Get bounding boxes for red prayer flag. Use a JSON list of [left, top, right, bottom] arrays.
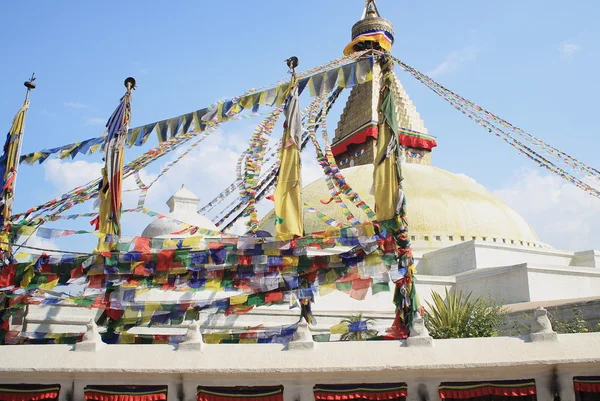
[[265, 291, 283, 303], [156, 250, 175, 271]]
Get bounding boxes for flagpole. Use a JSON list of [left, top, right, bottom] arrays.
[[0, 74, 36, 262], [95, 77, 135, 253], [11, 74, 37, 219]]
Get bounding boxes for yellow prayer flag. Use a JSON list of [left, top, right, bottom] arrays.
[[204, 332, 229, 344], [319, 283, 335, 296], [364, 251, 382, 266], [123, 308, 139, 325], [274, 81, 303, 239], [324, 270, 338, 285], [182, 237, 202, 247], [282, 255, 299, 267], [161, 239, 178, 249], [141, 303, 162, 324], [20, 265, 35, 288], [230, 295, 248, 306], [18, 226, 36, 236], [329, 323, 350, 335], [205, 278, 222, 292], [118, 332, 136, 344], [38, 278, 59, 291], [363, 223, 376, 238], [373, 63, 400, 222]]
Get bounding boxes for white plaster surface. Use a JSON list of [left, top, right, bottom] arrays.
[[0, 334, 599, 401]]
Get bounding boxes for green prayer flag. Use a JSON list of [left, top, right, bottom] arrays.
[[371, 282, 390, 295], [174, 249, 190, 264], [225, 253, 238, 265], [247, 293, 266, 306], [74, 297, 95, 307], [336, 281, 352, 292], [313, 334, 331, 342]]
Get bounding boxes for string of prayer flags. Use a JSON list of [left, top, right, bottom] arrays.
[[18, 56, 374, 166], [392, 55, 600, 199]]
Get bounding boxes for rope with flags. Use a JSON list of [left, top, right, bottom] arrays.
[[392, 55, 600, 199]]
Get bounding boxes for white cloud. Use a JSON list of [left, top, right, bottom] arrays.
[[15, 235, 59, 256], [44, 158, 103, 193], [85, 117, 106, 126], [427, 45, 478, 77], [64, 101, 88, 109], [494, 167, 600, 251], [560, 42, 583, 56]]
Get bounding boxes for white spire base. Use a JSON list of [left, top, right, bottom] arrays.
[[530, 307, 558, 342], [177, 321, 203, 351], [407, 312, 433, 347], [74, 320, 105, 352], [288, 318, 315, 350]]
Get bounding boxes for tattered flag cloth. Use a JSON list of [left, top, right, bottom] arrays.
[[574, 377, 600, 393], [274, 77, 303, 240], [197, 386, 284, 401], [84, 386, 167, 401], [372, 57, 420, 336], [0, 384, 60, 401], [373, 59, 401, 222], [438, 380, 537, 399], [313, 383, 407, 401], [96, 87, 133, 252], [0, 99, 30, 256]]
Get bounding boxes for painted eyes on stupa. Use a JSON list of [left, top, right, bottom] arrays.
[[354, 149, 365, 157], [408, 151, 423, 159]]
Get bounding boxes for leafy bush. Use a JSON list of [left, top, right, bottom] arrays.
[[550, 308, 590, 333], [424, 288, 507, 339], [508, 308, 599, 335]]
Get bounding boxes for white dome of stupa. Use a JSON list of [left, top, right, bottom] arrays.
[[141, 185, 218, 238]]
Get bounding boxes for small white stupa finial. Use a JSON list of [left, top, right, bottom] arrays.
[[74, 319, 105, 352], [530, 307, 558, 342], [288, 317, 315, 350], [167, 185, 201, 213], [407, 311, 433, 347], [177, 320, 203, 351]]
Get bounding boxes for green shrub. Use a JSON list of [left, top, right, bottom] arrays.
[[424, 288, 507, 339]]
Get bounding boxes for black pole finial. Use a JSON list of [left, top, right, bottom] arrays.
[[23, 73, 36, 102], [24, 73, 36, 90], [285, 57, 299, 76], [124, 77, 136, 90]]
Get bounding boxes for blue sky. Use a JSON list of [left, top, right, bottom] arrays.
[[0, 1, 599, 251]]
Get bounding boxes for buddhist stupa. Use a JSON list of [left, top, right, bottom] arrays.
[[259, 2, 544, 253]]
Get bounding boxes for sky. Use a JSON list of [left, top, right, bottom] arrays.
[[0, 0, 599, 252]]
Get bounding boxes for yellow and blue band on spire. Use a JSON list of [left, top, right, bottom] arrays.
[[344, 29, 394, 56]]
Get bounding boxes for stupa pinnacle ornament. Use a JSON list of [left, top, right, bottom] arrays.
[[344, 0, 395, 55], [333, 1, 436, 169]]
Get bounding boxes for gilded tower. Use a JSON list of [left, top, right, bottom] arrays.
[[332, 0, 437, 168]]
